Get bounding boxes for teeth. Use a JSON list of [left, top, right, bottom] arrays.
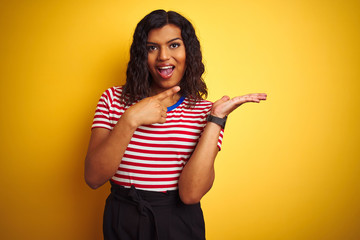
[[158, 66, 173, 69]]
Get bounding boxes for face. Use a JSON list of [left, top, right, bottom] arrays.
[[146, 24, 186, 95]]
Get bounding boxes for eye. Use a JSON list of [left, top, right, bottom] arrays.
[[170, 42, 180, 49], [147, 45, 158, 52]]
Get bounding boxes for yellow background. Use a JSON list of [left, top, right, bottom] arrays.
[[1, 0, 359, 239]]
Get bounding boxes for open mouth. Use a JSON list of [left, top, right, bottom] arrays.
[[157, 66, 175, 79]]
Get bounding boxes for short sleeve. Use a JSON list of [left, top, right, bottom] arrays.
[[91, 89, 112, 130]]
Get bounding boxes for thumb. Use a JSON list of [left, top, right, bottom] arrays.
[[220, 95, 230, 102], [214, 95, 230, 105], [155, 86, 181, 101]]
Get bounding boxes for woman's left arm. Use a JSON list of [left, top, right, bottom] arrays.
[[178, 93, 267, 204]]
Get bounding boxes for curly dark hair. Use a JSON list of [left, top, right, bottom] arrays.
[[121, 9, 207, 105]]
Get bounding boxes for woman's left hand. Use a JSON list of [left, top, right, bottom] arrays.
[[211, 93, 267, 118]]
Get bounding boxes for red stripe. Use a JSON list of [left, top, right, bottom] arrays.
[[118, 167, 182, 175], [95, 102, 108, 108], [130, 140, 195, 149], [165, 119, 207, 124], [131, 134, 197, 143], [121, 160, 184, 168], [95, 109, 109, 115], [109, 108, 126, 114], [125, 147, 191, 155], [92, 120, 111, 125], [97, 99, 109, 108], [168, 108, 210, 113], [140, 124, 203, 130], [166, 114, 207, 119], [136, 128, 199, 136], [123, 153, 189, 162], [114, 174, 179, 182], [93, 114, 109, 120], [104, 89, 113, 99]]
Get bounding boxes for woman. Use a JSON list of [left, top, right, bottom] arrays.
[[85, 9, 266, 240]]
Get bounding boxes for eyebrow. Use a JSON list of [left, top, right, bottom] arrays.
[[146, 37, 183, 45]]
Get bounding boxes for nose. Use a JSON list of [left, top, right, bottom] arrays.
[[158, 47, 170, 61]]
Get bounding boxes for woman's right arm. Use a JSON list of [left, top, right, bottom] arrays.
[[84, 86, 180, 189], [84, 116, 137, 189]]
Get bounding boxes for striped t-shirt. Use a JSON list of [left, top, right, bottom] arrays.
[[92, 86, 224, 192]]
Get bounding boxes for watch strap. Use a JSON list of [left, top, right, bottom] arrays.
[[207, 114, 227, 129]]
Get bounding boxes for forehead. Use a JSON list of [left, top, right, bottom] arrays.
[[147, 24, 182, 43]]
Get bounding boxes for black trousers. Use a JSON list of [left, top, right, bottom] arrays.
[[103, 182, 205, 240]]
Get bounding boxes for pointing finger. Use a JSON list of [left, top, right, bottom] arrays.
[[155, 86, 181, 101]]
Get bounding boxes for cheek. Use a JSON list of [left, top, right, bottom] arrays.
[[147, 57, 156, 72], [180, 55, 186, 70], [147, 52, 156, 64], [177, 52, 186, 67], [182, 51, 186, 66]]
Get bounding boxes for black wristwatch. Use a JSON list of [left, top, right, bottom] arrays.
[[207, 114, 227, 129]]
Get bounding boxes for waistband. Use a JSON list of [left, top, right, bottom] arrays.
[[110, 181, 180, 206], [109, 181, 181, 240]]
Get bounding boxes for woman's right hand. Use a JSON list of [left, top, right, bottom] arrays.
[[122, 86, 180, 128]]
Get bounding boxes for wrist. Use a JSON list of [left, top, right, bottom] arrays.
[[119, 111, 139, 130], [210, 109, 226, 119], [207, 114, 227, 129]]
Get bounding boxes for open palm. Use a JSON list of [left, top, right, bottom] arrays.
[[211, 93, 267, 118]]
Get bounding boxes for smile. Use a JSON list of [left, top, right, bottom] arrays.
[[157, 66, 175, 79]]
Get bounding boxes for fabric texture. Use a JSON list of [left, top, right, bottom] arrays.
[[103, 182, 205, 240], [92, 86, 224, 192]]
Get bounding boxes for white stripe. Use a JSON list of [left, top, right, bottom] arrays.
[[124, 150, 190, 159], [120, 164, 183, 171], [109, 112, 125, 118], [113, 101, 135, 108], [116, 170, 181, 178], [167, 111, 208, 116], [112, 177, 178, 186], [126, 144, 194, 153], [95, 106, 109, 112], [92, 123, 111, 129], [108, 88, 115, 101], [165, 116, 207, 122], [93, 116, 109, 121], [130, 137, 197, 146], [133, 131, 199, 140], [137, 126, 202, 133], [99, 95, 108, 103], [148, 122, 206, 127], [122, 158, 186, 166], [110, 180, 178, 191]]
